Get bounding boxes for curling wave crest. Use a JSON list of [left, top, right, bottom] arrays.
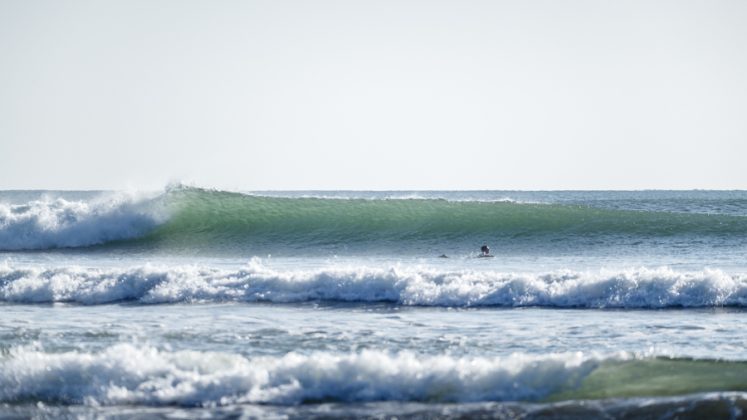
[[1, 262, 746, 307], [3, 186, 747, 252], [0, 192, 167, 251]]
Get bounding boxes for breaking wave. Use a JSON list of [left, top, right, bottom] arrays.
[[0, 346, 601, 405], [0, 191, 167, 251], [2, 186, 746, 252], [1, 345, 746, 406], [1, 262, 746, 308]]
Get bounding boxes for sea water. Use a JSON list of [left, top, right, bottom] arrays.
[[1, 187, 747, 418]]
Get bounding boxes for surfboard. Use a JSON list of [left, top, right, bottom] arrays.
[[477, 254, 494, 258]]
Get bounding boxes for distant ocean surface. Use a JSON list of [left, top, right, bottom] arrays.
[[2, 187, 747, 418]]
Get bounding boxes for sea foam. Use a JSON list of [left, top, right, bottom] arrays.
[[0, 344, 597, 405], [1, 262, 745, 308], [0, 192, 166, 250]]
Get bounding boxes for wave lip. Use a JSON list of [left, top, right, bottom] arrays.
[[159, 188, 747, 243], [0, 192, 167, 251], [1, 262, 746, 308]]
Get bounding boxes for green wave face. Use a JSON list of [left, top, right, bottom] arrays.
[[550, 358, 747, 401], [131, 188, 747, 254]]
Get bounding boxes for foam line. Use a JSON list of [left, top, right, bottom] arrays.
[[1, 262, 745, 307], [0, 344, 598, 405]]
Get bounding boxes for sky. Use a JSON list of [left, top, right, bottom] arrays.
[[1, 0, 745, 190]]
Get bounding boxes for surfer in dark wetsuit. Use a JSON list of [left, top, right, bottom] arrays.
[[481, 244, 490, 256]]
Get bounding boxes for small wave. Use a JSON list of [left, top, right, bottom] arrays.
[[1, 262, 746, 307], [0, 344, 599, 405], [2, 345, 746, 406], [0, 192, 168, 251]]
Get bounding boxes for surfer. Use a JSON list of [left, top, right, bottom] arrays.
[[480, 244, 490, 256]]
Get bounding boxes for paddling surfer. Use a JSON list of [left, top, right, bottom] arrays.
[[480, 244, 490, 256]]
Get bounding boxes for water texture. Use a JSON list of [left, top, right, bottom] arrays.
[[1, 188, 746, 418]]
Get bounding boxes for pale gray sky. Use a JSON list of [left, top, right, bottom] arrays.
[[1, 0, 745, 190]]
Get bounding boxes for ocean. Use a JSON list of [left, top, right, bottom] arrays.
[[2, 186, 747, 418]]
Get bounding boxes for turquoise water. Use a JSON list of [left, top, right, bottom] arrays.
[[1, 188, 747, 418]]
